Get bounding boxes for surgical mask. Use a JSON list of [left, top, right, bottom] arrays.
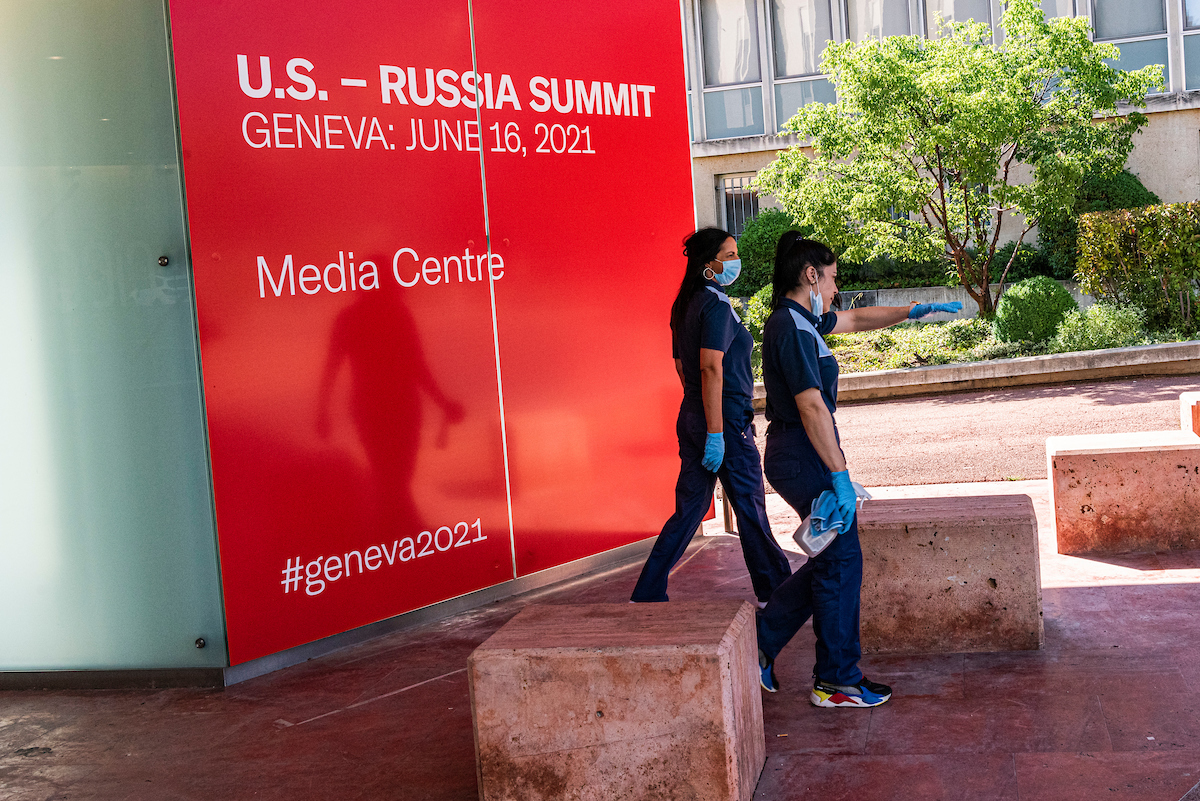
[[714, 258, 741, 286], [809, 290, 824, 319]]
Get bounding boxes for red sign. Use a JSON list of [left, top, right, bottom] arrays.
[[168, 0, 694, 664]]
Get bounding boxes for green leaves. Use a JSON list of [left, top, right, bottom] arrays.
[[754, 0, 1159, 316], [1077, 202, 1200, 335]]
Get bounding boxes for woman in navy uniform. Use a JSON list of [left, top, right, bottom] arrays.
[[631, 228, 792, 605], [756, 234, 960, 707]]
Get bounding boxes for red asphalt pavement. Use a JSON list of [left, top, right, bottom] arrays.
[[753, 375, 1200, 488]]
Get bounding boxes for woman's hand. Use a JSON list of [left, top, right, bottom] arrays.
[[702, 433, 725, 472], [908, 302, 963, 319], [829, 470, 858, 523]]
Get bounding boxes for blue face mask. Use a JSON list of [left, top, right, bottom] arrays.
[[713, 258, 741, 287], [810, 290, 824, 319]]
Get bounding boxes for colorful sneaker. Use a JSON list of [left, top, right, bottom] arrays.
[[810, 676, 891, 708], [759, 650, 779, 693]]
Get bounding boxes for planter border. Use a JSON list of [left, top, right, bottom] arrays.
[[751, 341, 1200, 407]]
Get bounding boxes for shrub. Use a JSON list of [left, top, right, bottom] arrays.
[[744, 285, 772, 379], [1051, 303, 1147, 353], [1038, 169, 1161, 280], [970, 339, 1049, 360], [939, 318, 991, 350], [869, 330, 896, 351], [993, 275, 1078, 343], [729, 209, 807, 297], [1076, 201, 1200, 335]]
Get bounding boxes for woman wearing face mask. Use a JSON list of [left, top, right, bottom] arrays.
[[755, 234, 960, 707], [630, 228, 793, 605]]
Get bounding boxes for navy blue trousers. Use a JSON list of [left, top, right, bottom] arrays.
[[757, 426, 864, 686], [630, 408, 792, 603]]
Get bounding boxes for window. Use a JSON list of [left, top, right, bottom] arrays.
[[847, 0, 912, 40], [1091, 0, 1167, 91], [1185, 0, 1200, 89], [1188, 0, 1200, 26], [1039, 0, 1075, 16], [772, 0, 833, 76], [683, 5, 696, 140], [771, 0, 837, 128], [924, 0, 992, 38], [718, 174, 760, 237], [700, 0, 767, 137]]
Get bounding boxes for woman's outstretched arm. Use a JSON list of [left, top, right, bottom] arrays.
[[829, 304, 915, 334]]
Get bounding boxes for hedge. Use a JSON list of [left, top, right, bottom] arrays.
[[1077, 202, 1200, 335], [1038, 169, 1161, 281]]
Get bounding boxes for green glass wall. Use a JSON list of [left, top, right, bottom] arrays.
[[0, 0, 226, 669]]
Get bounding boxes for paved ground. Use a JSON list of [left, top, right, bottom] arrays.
[[752, 375, 1199, 488], [3, 375, 1199, 800], [4, 479, 1200, 800]]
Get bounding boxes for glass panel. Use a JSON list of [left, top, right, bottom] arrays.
[[683, 12, 693, 90], [1185, 34, 1200, 88], [847, 0, 912, 40], [1092, 0, 1165, 39], [703, 86, 766, 137], [924, 0, 990, 35], [1040, 0, 1074, 17], [700, 0, 763, 85], [0, 1, 226, 668], [1104, 37, 1169, 79], [1187, 0, 1200, 30], [774, 78, 837, 128], [701, 0, 763, 86], [772, 0, 834, 78]]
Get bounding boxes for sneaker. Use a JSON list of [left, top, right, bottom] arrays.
[[758, 650, 779, 693], [810, 676, 891, 708]]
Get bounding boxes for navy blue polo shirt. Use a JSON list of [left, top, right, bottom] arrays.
[[673, 281, 755, 425], [762, 297, 839, 424]]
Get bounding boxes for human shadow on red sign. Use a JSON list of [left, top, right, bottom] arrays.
[[315, 287, 464, 535]]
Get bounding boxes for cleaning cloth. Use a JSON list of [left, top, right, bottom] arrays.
[[792, 482, 871, 558]]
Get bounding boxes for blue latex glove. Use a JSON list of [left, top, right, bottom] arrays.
[[908, 301, 963, 319], [702, 432, 725, 472], [830, 470, 858, 523]]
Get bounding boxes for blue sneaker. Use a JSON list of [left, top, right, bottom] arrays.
[[759, 650, 779, 693], [810, 676, 891, 708]]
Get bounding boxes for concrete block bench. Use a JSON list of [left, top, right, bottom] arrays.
[[856, 495, 1043, 653], [1048, 429, 1200, 555], [1182, 391, 1200, 436], [468, 601, 764, 801]]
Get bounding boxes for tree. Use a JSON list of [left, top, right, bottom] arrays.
[[753, 0, 1162, 317], [728, 209, 807, 296]]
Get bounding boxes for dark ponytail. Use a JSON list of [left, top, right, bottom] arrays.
[[670, 227, 733, 337], [770, 234, 837, 311]]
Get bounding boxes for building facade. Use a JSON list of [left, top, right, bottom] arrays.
[[685, 0, 1200, 234]]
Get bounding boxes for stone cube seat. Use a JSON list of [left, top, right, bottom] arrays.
[[468, 600, 764, 801], [1182, 391, 1200, 436], [856, 494, 1044, 653], [1048, 428, 1200, 555]]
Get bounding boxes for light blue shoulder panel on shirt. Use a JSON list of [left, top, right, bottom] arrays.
[[788, 308, 832, 357], [705, 285, 741, 323]]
